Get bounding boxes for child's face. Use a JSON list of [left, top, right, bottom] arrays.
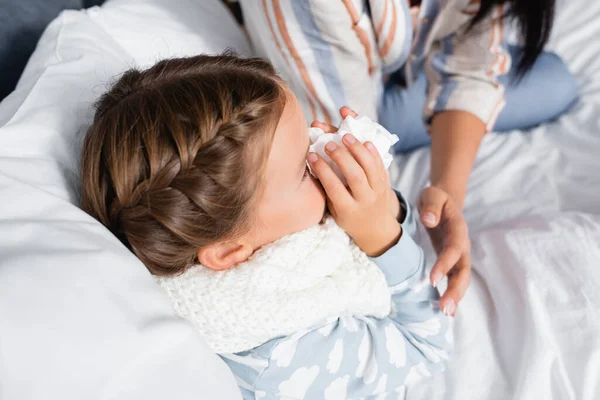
[[251, 90, 326, 248]]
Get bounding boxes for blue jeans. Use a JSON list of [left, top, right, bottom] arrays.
[[379, 46, 579, 152]]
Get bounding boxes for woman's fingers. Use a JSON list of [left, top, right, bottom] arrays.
[[418, 187, 448, 228], [430, 244, 462, 288], [430, 214, 469, 284], [439, 255, 471, 316], [419, 185, 471, 313], [308, 153, 353, 208]]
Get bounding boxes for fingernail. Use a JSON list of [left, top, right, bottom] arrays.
[[343, 134, 356, 144], [431, 272, 442, 288], [325, 142, 337, 152], [307, 153, 318, 163], [443, 300, 456, 316], [422, 212, 437, 226], [365, 142, 375, 151]]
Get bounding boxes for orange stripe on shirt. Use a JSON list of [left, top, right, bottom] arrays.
[[261, 0, 317, 121], [379, 0, 398, 58], [495, 6, 505, 74], [486, 11, 497, 77], [262, 0, 292, 70], [375, 0, 390, 39], [342, 0, 360, 21], [496, 6, 508, 74], [486, 5, 503, 77], [271, 0, 331, 124], [341, 0, 374, 75]]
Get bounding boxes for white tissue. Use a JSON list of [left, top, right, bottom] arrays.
[[308, 116, 399, 184]]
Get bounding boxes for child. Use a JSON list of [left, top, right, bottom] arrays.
[[81, 54, 452, 399]]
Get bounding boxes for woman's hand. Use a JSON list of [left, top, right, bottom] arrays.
[[419, 186, 471, 316], [307, 129, 401, 257]]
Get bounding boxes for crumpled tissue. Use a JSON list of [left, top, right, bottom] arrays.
[[308, 115, 399, 184]]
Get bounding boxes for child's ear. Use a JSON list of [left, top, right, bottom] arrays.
[[197, 241, 253, 271]]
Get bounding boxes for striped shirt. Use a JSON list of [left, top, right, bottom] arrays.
[[238, 0, 510, 131]]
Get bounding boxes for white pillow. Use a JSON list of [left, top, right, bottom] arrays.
[[0, 1, 249, 399], [92, 0, 252, 68]]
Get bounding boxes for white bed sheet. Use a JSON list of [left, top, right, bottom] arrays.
[[388, 0, 600, 398]]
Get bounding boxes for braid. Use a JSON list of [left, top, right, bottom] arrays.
[[81, 55, 286, 275]]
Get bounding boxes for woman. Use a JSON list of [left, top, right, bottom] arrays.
[[236, 0, 578, 315]]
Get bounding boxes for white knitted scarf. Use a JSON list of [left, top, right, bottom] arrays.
[[156, 218, 391, 354]]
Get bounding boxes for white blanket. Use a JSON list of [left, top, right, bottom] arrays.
[[388, 0, 600, 398]]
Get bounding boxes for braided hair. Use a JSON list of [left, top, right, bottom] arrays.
[[81, 54, 286, 276]]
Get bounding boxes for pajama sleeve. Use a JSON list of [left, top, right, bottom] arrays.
[[424, 1, 511, 131], [222, 197, 453, 399]]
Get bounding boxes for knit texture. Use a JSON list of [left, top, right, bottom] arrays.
[[156, 218, 391, 354]]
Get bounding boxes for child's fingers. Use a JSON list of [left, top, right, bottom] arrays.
[[339, 106, 358, 119], [324, 142, 371, 201], [313, 107, 358, 134], [341, 134, 386, 192], [308, 153, 353, 209], [311, 120, 338, 133], [363, 141, 386, 176]]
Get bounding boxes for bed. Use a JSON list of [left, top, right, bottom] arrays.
[[0, 0, 598, 399], [391, 1, 600, 397]]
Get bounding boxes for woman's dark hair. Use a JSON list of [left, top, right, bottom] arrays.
[[473, 0, 556, 75]]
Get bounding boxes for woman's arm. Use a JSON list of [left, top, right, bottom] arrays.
[[424, 2, 512, 205], [429, 110, 486, 207], [416, 2, 511, 313], [419, 112, 481, 314]]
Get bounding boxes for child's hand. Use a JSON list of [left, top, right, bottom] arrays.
[[308, 130, 401, 257], [311, 107, 402, 222]]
